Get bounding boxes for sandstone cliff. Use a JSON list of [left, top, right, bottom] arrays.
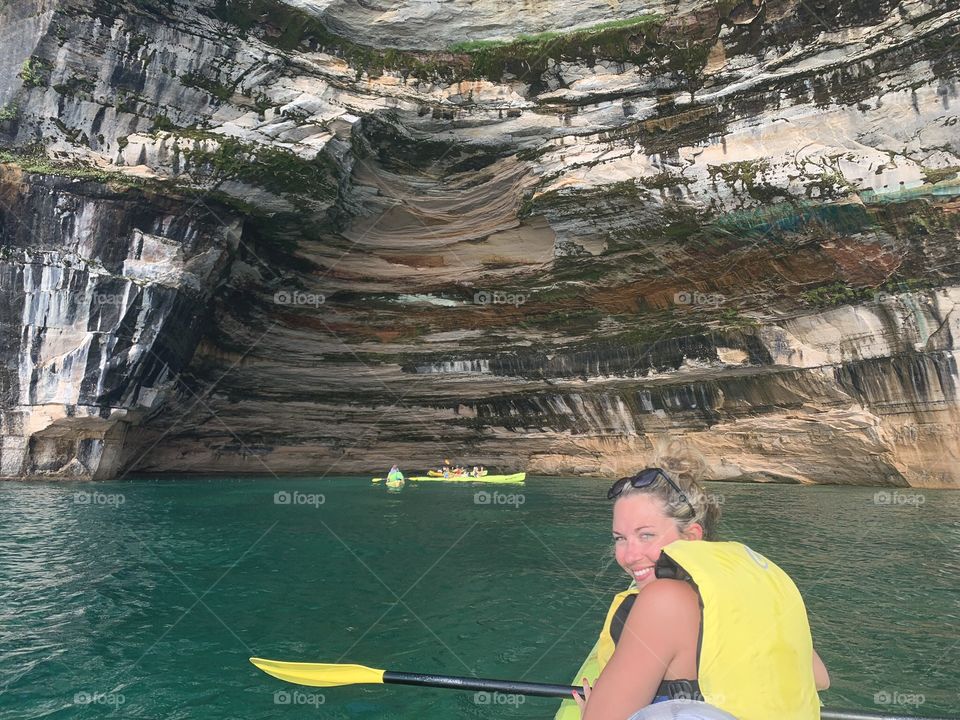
[[1, 0, 958, 486]]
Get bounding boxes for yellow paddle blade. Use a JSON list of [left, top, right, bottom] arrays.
[[250, 658, 385, 687], [371, 478, 382, 483]]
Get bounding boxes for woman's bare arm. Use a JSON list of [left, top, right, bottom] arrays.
[[813, 649, 830, 690], [582, 581, 699, 720]]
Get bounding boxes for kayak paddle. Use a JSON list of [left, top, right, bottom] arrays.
[[250, 658, 957, 720], [820, 713, 957, 720], [249, 657, 582, 698]]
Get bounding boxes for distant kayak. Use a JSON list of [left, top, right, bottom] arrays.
[[409, 472, 525, 484], [426, 470, 487, 477], [385, 478, 404, 488]]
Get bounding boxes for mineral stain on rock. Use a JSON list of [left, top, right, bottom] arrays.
[[0, 0, 958, 486]]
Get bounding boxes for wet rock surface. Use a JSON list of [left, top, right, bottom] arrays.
[[0, 0, 958, 485]]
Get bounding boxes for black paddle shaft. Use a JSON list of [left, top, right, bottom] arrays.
[[383, 671, 581, 699], [822, 712, 958, 720], [383, 673, 954, 720]]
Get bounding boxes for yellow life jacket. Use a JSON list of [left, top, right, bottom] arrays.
[[595, 540, 820, 720]]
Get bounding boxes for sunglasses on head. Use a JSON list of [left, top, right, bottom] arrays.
[[607, 467, 697, 516]]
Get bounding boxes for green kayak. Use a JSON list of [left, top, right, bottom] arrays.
[[408, 472, 525, 484]]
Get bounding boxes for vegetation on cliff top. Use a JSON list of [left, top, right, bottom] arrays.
[[799, 278, 938, 308], [180, 135, 341, 202], [207, 0, 710, 88], [0, 148, 149, 186]]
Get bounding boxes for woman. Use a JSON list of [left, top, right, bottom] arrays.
[[575, 468, 830, 720]]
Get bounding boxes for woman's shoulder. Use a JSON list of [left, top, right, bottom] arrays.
[[614, 579, 700, 661], [629, 579, 700, 621]]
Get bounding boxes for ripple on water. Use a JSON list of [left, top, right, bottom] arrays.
[[2, 478, 958, 718]]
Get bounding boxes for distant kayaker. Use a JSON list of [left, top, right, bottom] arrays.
[[386, 465, 404, 482], [574, 467, 830, 720]]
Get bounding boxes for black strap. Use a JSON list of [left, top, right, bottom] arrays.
[[654, 552, 692, 582], [655, 554, 705, 674], [656, 678, 704, 701], [609, 593, 637, 646]]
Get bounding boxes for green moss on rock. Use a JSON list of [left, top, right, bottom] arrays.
[[52, 74, 96, 98], [208, 0, 711, 88], [19, 57, 52, 88], [179, 71, 235, 102], [182, 136, 340, 200], [0, 102, 19, 122], [922, 166, 960, 185], [462, 14, 671, 84], [0, 148, 151, 187]]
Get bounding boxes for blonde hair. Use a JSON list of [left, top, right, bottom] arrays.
[[615, 471, 721, 540]]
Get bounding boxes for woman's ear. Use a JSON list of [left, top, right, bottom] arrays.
[[683, 523, 704, 541]]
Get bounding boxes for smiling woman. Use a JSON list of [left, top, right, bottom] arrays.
[[575, 468, 829, 720]]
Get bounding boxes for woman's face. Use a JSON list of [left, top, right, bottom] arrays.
[[612, 493, 701, 590]]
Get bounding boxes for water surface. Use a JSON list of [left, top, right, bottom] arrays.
[[1, 478, 958, 718]]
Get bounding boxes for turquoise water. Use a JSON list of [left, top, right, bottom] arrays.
[[2, 478, 958, 719]]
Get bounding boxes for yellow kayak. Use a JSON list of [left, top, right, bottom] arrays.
[[408, 472, 525, 484], [554, 636, 600, 719], [426, 469, 488, 477]]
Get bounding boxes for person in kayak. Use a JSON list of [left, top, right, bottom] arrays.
[[386, 465, 404, 482], [574, 467, 830, 720]]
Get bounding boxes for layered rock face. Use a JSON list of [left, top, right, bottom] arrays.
[[0, 167, 239, 478], [0, 0, 958, 485]]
